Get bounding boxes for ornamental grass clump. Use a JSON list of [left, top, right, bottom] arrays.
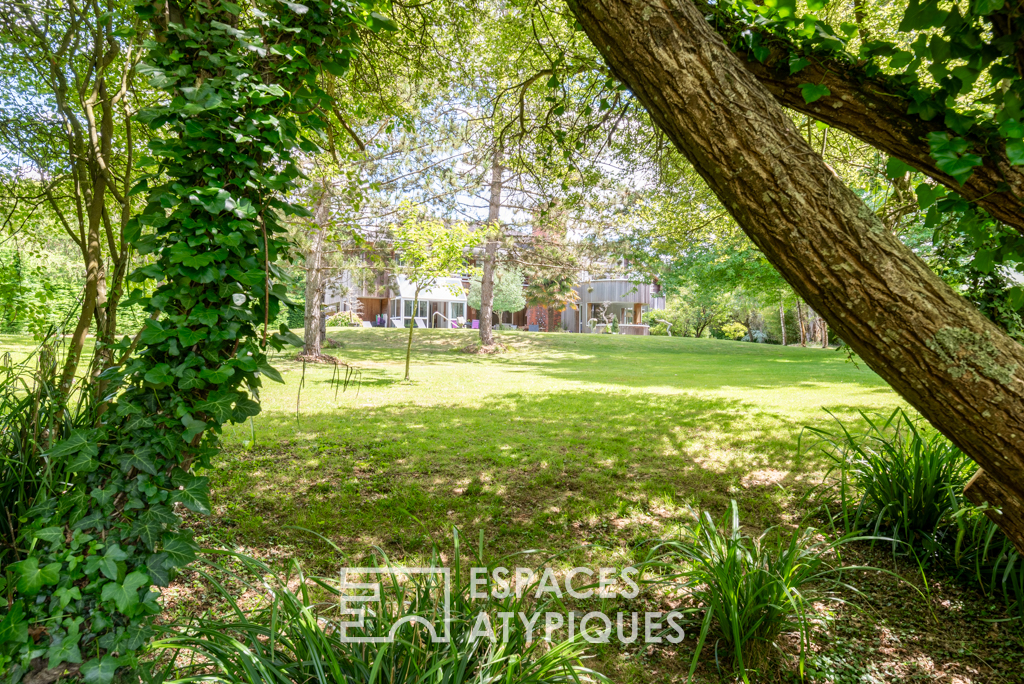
[[807, 409, 975, 548], [646, 502, 856, 683]]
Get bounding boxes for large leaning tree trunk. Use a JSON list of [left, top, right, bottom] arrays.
[[478, 146, 503, 347], [569, 0, 1024, 549]]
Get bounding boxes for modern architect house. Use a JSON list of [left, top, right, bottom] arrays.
[[326, 267, 665, 332]]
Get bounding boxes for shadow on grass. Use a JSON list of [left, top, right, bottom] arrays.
[[204, 387, 885, 568]]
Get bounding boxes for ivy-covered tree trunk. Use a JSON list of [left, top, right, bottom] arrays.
[[569, 0, 1024, 549], [478, 147, 503, 347], [1, 1, 384, 681]]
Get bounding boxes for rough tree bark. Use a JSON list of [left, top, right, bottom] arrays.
[[478, 147, 503, 347], [569, 0, 1024, 549], [302, 185, 330, 359]]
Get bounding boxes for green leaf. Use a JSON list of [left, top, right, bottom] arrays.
[[975, 0, 1006, 15], [972, 249, 996, 274], [788, 55, 810, 75], [47, 632, 81, 668], [177, 327, 208, 346], [118, 450, 158, 476], [181, 415, 208, 443], [170, 471, 211, 515], [258, 358, 284, 383], [0, 601, 27, 644], [798, 83, 831, 104], [131, 507, 175, 550], [1009, 286, 1024, 310], [163, 536, 199, 568], [44, 429, 99, 463], [81, 656, 120, 684], [232, 397, 260, 421], [915, 183, 946, 210], [898, 0, 947, 32], [11, 558, 61, 596], [928, 132, 982, 185], [34, 527, 64, 543], [196, 390, 238, 424], [884, 157, 915, 180], [100, 571, 149, 613], [1006, 140, 1024, 165], [144, 363, 174, 386], [273, 327, 304, 347]]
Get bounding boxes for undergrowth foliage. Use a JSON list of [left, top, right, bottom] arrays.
[[0, 0, 391, 681]]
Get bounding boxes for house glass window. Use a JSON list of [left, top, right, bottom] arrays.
[[404, 299, 413, 318], [450, 302, 465, 320]]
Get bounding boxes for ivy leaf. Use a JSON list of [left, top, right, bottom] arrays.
[[118, 450, 158, 476], [972, 249, 996, 274], [798, 83, 831, 104], [81, 656, 120, 684], [196, 390, 238, 424], [170, 471, 211, 515], [163, 535, 199, 568], [1009, 286, 1024, 310], [928, 132, 982, 184], [101, 571, 149, 613], [884, 157, 915, 180], [1006, 140, 1024, 165], [45, 429, 99, 463], [898, 0, 947, 32], [916, 183, 946, 210], [0, 601, 27, 644], [258, 358, 284, 384], [177, 327, 208, 346], [131, 507, 175, 550], [788, 54, 810, 75], [147, 553, 171, 587], [47, 632, 82, 669], [273, 327, 304, 347], [144, 363, 174, 386], [975, 0, 1006, 15], [232, 396, 260, 422], [199, 365, 234, 383], [181, 415, 208, 443], [11, 557, 61, 596], [34, 527, 63, 543]]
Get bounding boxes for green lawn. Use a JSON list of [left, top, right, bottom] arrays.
[[209, 329, 900, 568], [5, 329, 1021, 682]]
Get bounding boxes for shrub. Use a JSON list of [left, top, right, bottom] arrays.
[[806, 409, 974, 548], [805, 409, 1024, 619], [719, 321, 748, 340], [327, 310, 362, 327], [644, 501, 852, 683], [649, 322, 668, 336], [146, 534, 609, 684]]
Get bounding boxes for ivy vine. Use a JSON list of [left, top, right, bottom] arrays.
[[0, 0, 389, 681]]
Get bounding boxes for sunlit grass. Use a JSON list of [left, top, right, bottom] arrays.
[[185, 328, 904, 570]]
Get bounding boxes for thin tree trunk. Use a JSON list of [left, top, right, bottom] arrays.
[[478, 147, 502, 347], [796, 300, 806, 347], [405, 290, 418, 380], [569, 0, 1024, 549], [822, 317, 828, 349], [59, 165, 106, 394], [303, 186, 330, 358], [779, 298, 786, 346]]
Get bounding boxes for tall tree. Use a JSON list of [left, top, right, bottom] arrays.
[[569, 0, 1024, 548]]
